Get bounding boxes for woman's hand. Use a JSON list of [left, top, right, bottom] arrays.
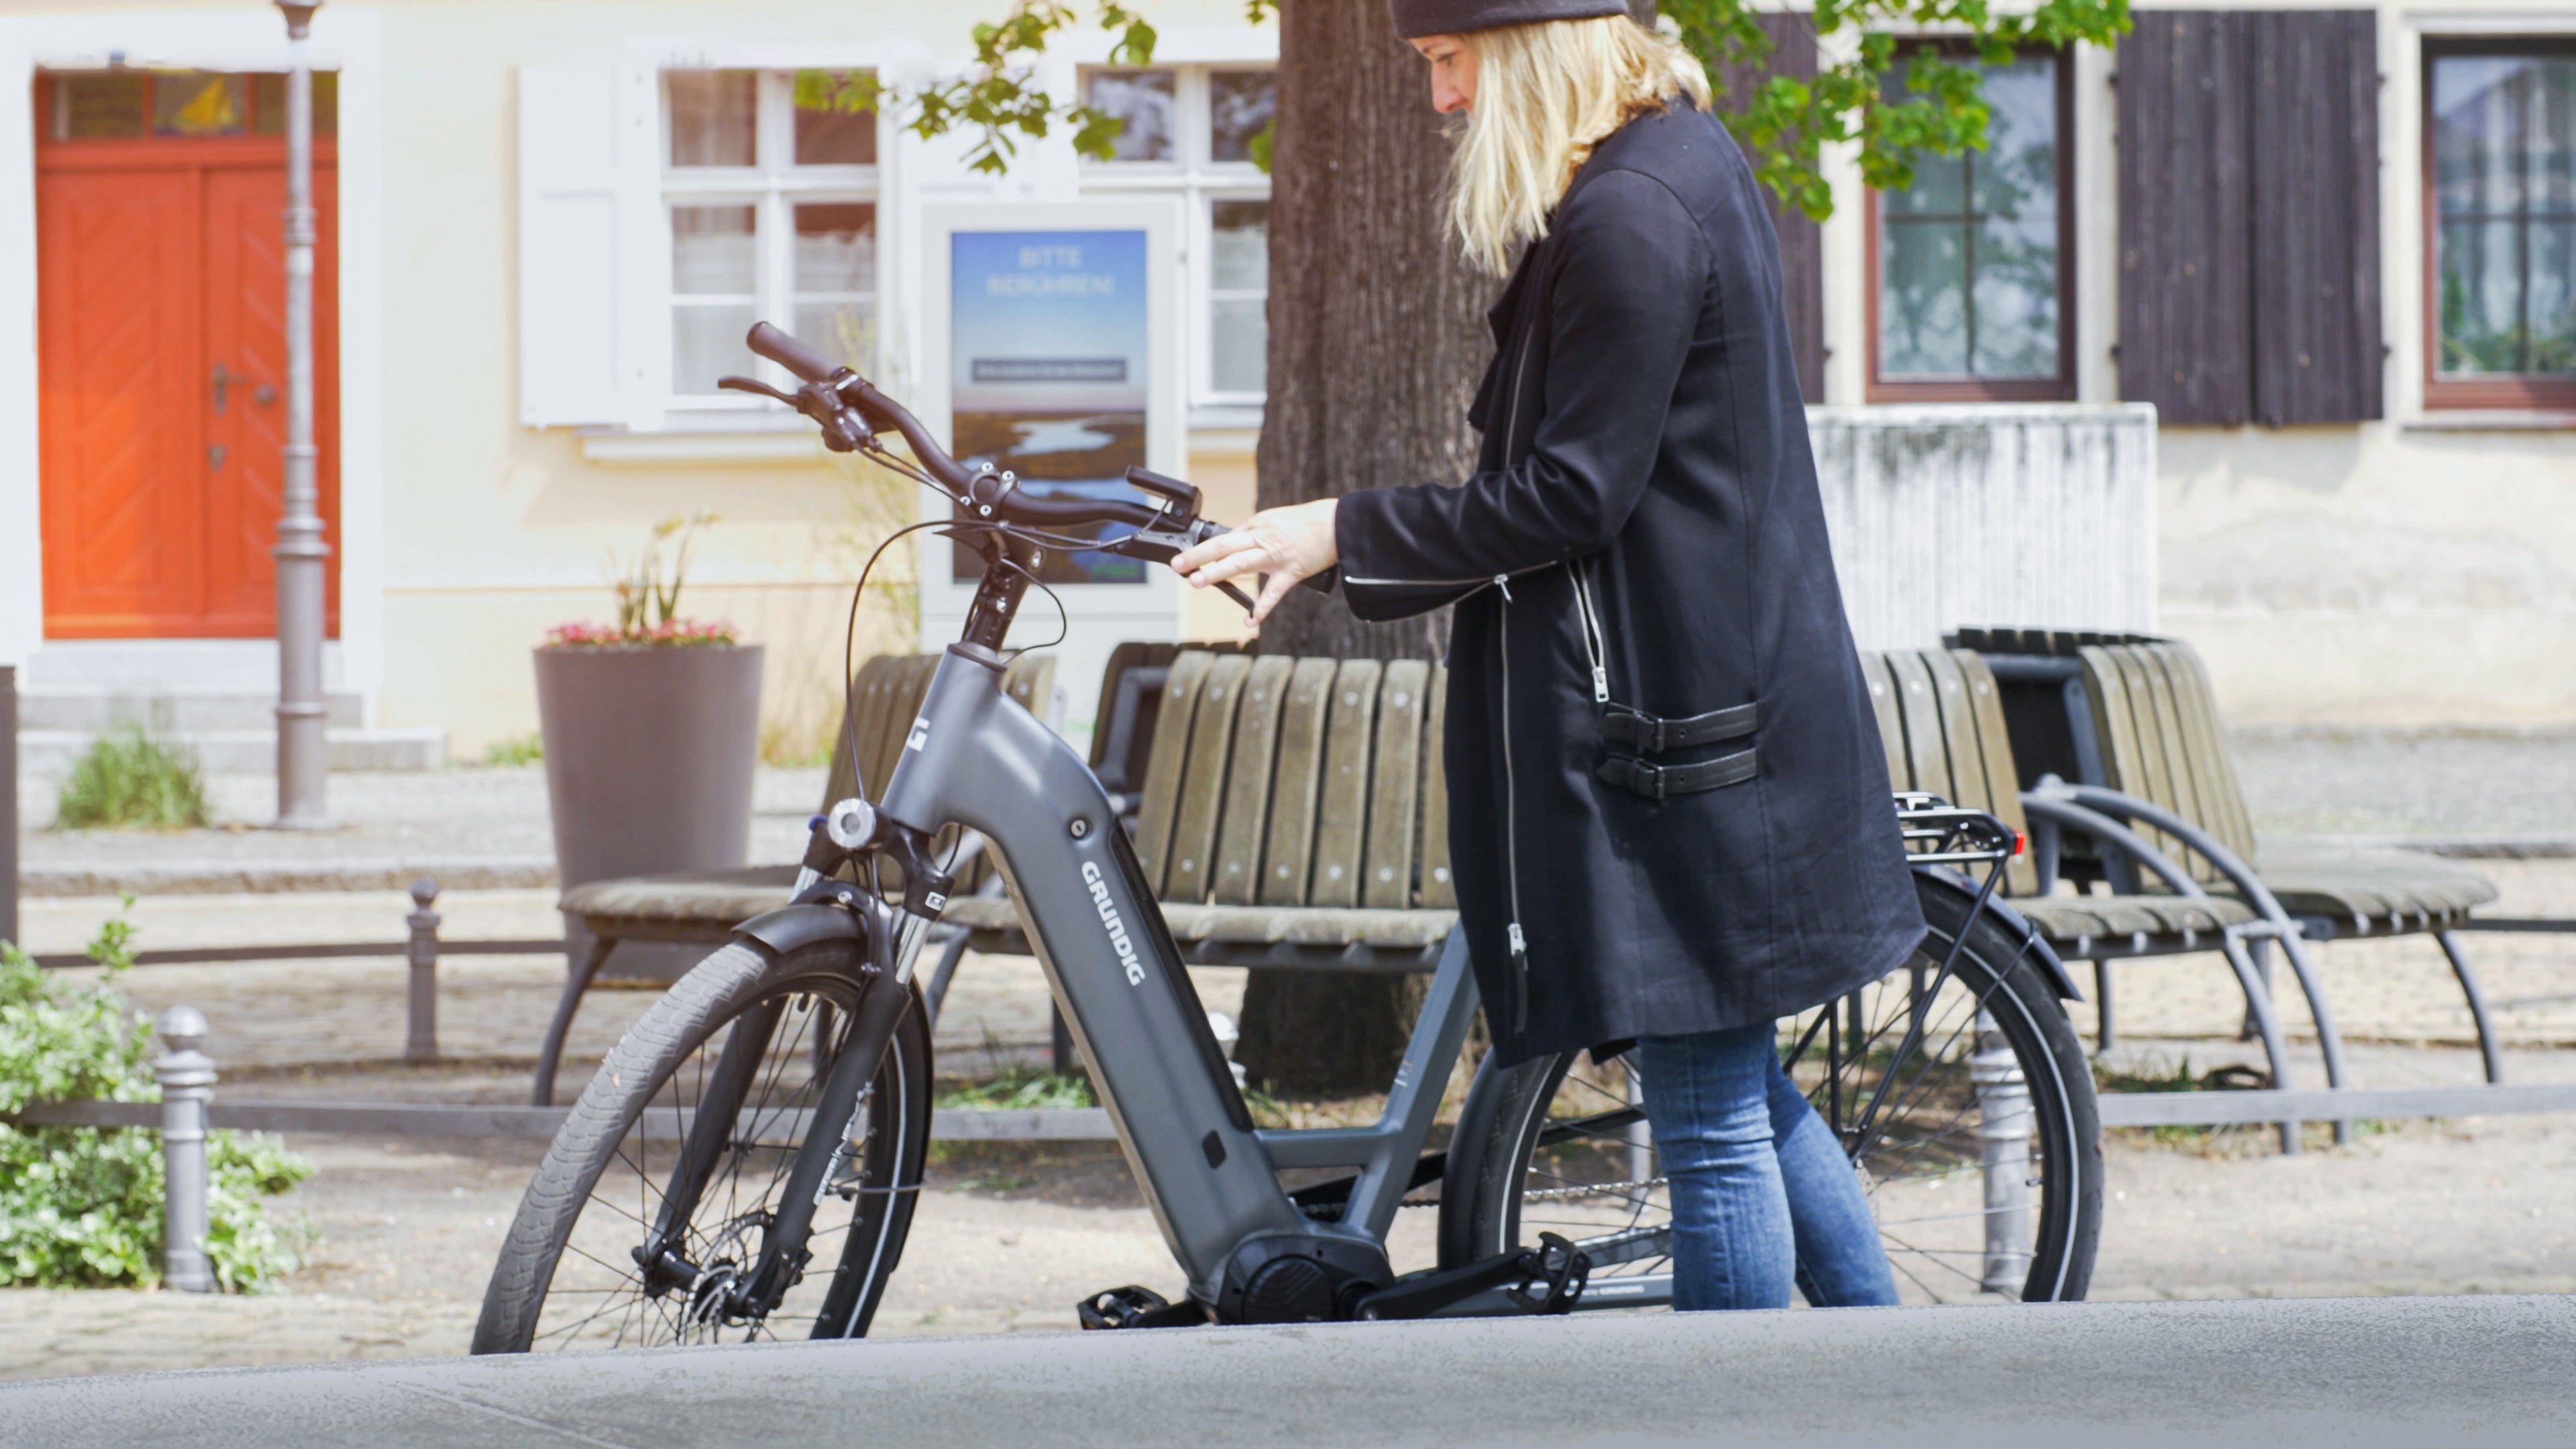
[[1172, 498, 1340, 631]]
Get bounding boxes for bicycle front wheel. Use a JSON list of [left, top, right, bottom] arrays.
[[473, 937, 931, 1352], [1442, 868, 2101, 1305]]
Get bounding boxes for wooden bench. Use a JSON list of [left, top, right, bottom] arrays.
[[534, 650, 1056, 1104], [1955, 629, 2504, 1083], [938, 647, 1460, 973]]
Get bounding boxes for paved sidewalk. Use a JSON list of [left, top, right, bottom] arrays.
[[5, 1295, 2574, 1448], [11, 728, 2573, 898], [15, 765, 828, 895]]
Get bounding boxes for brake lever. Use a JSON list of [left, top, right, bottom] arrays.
[[1118, 517, 1262, 615], [718, 376, 800, 406]]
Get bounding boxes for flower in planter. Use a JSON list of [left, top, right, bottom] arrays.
[[545, 514, 742, 649]]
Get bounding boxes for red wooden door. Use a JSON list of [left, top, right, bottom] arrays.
[[36, 79, 339, 639]]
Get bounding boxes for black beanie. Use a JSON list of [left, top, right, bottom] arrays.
[[1387, 0, 1631, 40]]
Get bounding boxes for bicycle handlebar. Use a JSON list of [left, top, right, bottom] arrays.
[[733, 321, 1336, 606]]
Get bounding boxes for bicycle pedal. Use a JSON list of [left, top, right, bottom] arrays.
[[1077, 1285, 1210, 1330]]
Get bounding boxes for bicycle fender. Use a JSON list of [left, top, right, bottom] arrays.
[[1909, 864, 2085, 1002], [732, 900, 873, 960]]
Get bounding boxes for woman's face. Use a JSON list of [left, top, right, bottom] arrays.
[[1411, 34, 1478, 113]]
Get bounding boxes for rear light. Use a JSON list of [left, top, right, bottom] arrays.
[[2012, 831, 2027, 857]]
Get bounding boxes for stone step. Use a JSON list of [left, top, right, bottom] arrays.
[[18, 688, 366, 733], [19, 727, 449, 776]]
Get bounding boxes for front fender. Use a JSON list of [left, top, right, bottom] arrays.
[[1911, 864, 2085, 1002], [733, 899, 877, 961]]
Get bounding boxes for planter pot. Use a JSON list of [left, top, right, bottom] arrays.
[[535, 643, 764, 981]]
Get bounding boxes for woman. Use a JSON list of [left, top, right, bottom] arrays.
[[1173, 2, 1925, 1311]]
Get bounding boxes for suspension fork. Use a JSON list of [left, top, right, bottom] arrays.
[[638, 994, 790, 1283], [735, 970, 917, 1315]]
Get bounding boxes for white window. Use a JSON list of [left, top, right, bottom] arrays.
[[1078, 64, 1275, 407], [661, 69, 880, 405]]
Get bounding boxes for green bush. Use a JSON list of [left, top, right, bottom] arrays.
[[0, 910, 313, 1291], [54, 727, 211, 831], [480, 732, 544, 767]]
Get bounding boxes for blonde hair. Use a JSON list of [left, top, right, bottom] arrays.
[[1447, 15, 1712, 276]]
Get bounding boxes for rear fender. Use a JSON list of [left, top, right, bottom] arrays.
[[1911, 864, 2085, 1002]]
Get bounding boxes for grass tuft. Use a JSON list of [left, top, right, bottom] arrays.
[[54, 726, 211, 831], [480, 732, 544, 767]]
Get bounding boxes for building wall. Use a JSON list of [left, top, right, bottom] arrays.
[[1811, 1, 2576, 727], [3, 0, 2564, 741]]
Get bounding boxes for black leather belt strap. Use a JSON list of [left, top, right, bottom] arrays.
[[1597, 747, 1759, 801], [1599, 701, 1758, 755]]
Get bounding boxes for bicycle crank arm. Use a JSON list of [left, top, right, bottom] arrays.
[[735, 974, 918, 1315]]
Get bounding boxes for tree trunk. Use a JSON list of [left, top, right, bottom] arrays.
[[1234, 0, 1493, 1095]]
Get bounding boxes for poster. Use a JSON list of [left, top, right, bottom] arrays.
[[950, 229, 1151, 584]]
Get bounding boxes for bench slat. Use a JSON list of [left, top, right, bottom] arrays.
[[1953, 649, 2039, 897], [1419, 664, 1456, 910], [1133, 651, 1215, 894], [1214, 655, 1295, 906], [1882, 650, 1954, 800], [1920, 649, 1991, 809], [1260, 658, 1338, 906], [2079, 645, 2184, 876], [1307, 659, 1384, 908], [1364, 661, 1430, 909], [1164, 654, 1252, 904], [1859, 653, 1910, 793], [2152, 642, 2257, 864], [2123, 645, 2210, 874]]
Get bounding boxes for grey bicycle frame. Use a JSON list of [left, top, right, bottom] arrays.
[[879, 642, 1666, 1310]]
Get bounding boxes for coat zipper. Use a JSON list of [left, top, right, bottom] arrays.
[[1570, 557, 1610, 704], [1496, 316, 1539, 1032], [1494, 572, 1529, 1028]]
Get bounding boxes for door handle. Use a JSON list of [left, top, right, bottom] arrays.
[[211, 362, 233, 415], [255, 384, 277, 407], [208, 444, 225, 471]]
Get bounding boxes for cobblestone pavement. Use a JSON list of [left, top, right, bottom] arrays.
[[5, 731, 2575, 1379], [16, 766, 829, 892], [2229, 727, 2576, 849]]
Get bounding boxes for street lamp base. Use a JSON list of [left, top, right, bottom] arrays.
[[268, 811, 337, 833]]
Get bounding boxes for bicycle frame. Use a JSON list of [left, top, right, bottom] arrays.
[[881, 641, 1515, 1307]]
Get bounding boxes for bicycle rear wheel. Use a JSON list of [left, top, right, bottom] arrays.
[[472, 938, 930, 1352], [1442, 869, 2101, 1305]]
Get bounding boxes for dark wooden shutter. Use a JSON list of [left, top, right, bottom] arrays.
[[2248, 11, 2383, 424], [1714, 15, 1825, 402], [2116, 11, 2254, 425], [2117, 10, 2383, 425]]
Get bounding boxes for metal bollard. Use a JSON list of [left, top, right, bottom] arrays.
[[1970, 1010, 2033, 1298], [154, 1006, 217, 1293], [406, 877, 440, 1062]]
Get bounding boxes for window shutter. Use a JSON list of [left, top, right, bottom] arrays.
[[2116, 11, 2253, 425], [2117, 10, 2383, 426], [2248, 11, 2383, 424], [518, 62, 661, 429], [1716, 15, 1825, 402]]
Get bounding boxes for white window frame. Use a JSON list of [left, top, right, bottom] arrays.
[[659, 68, 881, 414], [1076, 63, 1273, 411]]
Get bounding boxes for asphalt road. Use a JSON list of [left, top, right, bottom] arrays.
[[4, 1294, 2570, 1448]]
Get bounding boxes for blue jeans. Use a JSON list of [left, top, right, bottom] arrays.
[[1634, 1024, 1900, 1311]]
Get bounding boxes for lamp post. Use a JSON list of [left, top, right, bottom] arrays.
[[273, 1, 330, 829]]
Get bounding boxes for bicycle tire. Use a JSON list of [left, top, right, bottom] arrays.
[[472, 938, 931, 1352], [1441, 869, 2101, 1305]]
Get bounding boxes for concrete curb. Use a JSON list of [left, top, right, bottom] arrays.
[[19, 858, 558, 898], [1, 1295, 2571, 1447]]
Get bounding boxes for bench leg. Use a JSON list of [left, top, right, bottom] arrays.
[[2436, 928, 2506, 1085], [2218, 934, 2301, 1155], [923, 926, 972, 1028], [2238, 937, 2272, 1042], [2272, 930, 2355, 1146], [2092, 959, 2117, 1054], [533, 937, 614, 1108]]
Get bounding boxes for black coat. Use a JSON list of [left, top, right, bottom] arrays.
[[1334, 101, 1925, 1066]]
